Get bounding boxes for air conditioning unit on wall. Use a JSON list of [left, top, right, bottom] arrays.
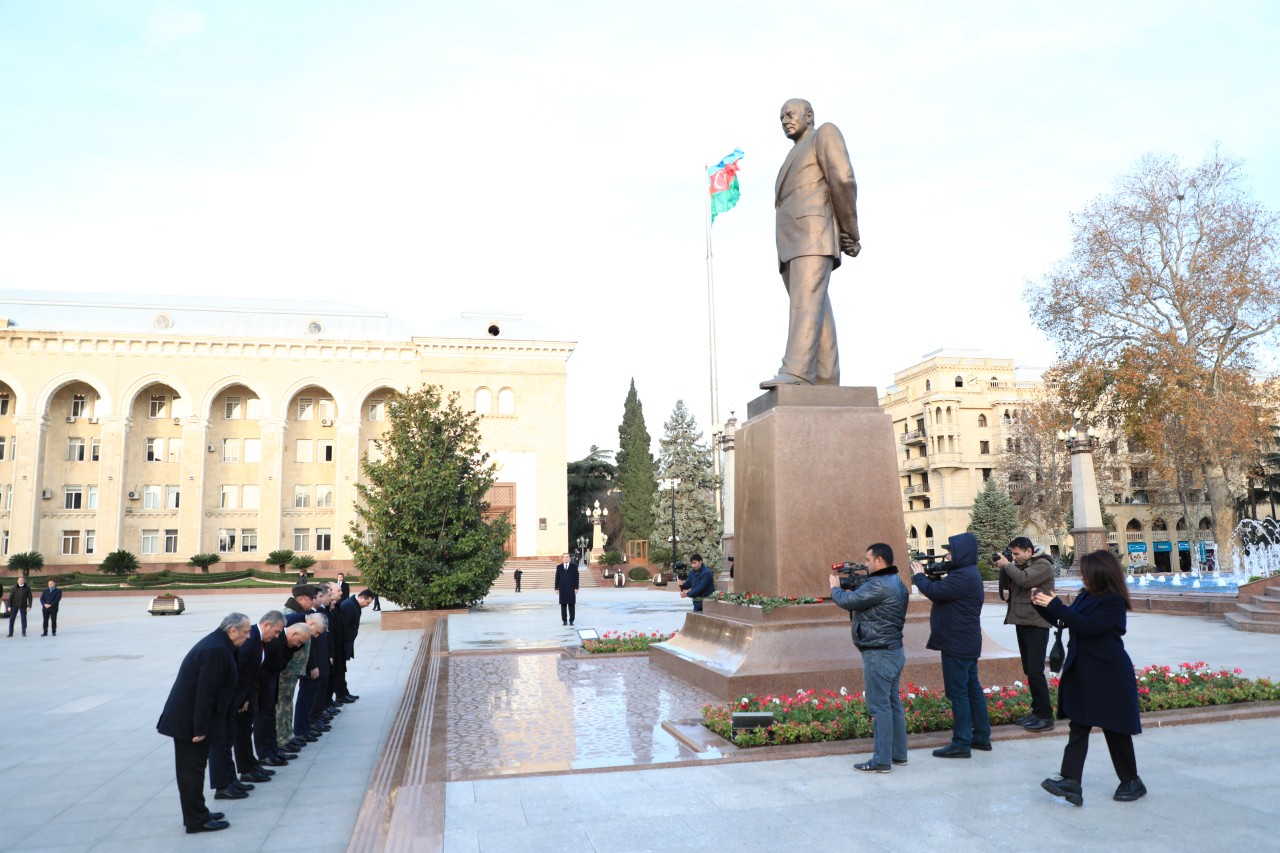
[[127, 490, 140, 500], [41, 488, 54, 499], [320, 418, 333, 427]]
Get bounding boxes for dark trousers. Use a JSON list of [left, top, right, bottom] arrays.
[[294, 677, 319, 736], [8, 608, 26, 635], [42, 607, 58, 635], [207, 722, 235, 790], [560, 601, 575, 625], [515, 577, 522, 592], [1015, 625, 1053, 718], [332, 660, 349, 700], [254, 678, 278, 758], [940, 654, 991, 748], [233, 708, 257, 774], [173, 738, 212, 829], [1061, 721, 1138, 783]]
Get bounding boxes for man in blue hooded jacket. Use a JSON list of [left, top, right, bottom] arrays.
[[913, 532, 991, 758]]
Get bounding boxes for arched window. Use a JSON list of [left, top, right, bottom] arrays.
[[1152, 518, 1168, 531], [925, 380, 931, 391], [978, 414, 988, 428], [935, 406, 942, 423], [1198, 516, 1213, 530], [954, 375, 964, 388], [1126, 518, 1143, 532], [1006, 437, 1013, 452], [474, 387, 492, 414], [909, 526, 918, 539], [497, 388, 515, 415], [925, 525, 934, 538], [1176, 517, 1188, 531]]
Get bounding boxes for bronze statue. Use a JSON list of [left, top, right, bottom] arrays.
[[760, 99, 860, 389]]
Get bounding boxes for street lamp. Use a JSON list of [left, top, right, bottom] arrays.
[[583, 500, 608, 557], [575, 535, 588, 562], [659, 478, 681, 567], [1057, 410, 1105, 570]]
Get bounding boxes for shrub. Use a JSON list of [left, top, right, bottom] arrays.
[[187, 553, 222, 574], [266, 550, 295, 574], [599, 551, 625, 567], [8, 551, 44, 576], [290, 555, 317, 571], [582, 630, 677, 653], [99, 550, 141, 577]]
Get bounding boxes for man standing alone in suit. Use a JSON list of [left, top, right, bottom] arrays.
[[7, 575, 32, 637], [760, 98, 860, 390], [554, 552, 579, 626], [40, 579, 62, 636]]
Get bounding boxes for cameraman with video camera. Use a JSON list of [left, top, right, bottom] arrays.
[[828, 543, 909, 773], [993, 536, 1056, 732], [912, 532, 991, 758]]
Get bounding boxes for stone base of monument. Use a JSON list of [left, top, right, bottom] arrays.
[[650, 598, 1026, 701]]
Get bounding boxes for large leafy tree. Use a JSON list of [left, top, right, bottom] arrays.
[[648, 400, 722, 568], [616, 379, 657, 544], [567, 445, 616, 551], [345, 385, 510, 610], [968, 477, 1021, 576], [1026, 150, 1280, 563]]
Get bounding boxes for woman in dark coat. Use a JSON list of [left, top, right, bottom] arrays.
[[1032, 549, 1145, 806]]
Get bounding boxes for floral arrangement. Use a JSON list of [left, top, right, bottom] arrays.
[[581, 630, 678, 654], [702, 591, 822, 614], [703, 662, 1280, 747]]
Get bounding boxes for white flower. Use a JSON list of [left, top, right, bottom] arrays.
[[839, 686, 848, 696], [772, 697, 781, 704], [812, 699, 819, 705], [983, 687, 993, 695], [1014, 680, 1024, 688]]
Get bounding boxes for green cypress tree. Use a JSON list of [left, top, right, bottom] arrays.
[[616, 379, 657, 544], [968, 477, 1022, 577], [345, 384, 511, 609], [649, 400, 723, 568]]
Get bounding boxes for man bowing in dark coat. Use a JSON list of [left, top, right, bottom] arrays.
[[337, 589, 375, 702], [554, 552, 580, 627], [157, 612, 251, 835]]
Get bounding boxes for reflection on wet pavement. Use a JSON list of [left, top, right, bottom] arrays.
[[447, 652, 718, 779]]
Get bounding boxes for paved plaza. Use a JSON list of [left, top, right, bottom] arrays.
[[1, 586, 1278, 851]]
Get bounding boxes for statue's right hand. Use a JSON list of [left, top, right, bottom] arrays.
[[841, 237, 861, 257]]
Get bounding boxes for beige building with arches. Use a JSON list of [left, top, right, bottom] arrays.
[[0, 291, 574, 569]]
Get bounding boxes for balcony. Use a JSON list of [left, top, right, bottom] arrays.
[[903, 484, 931, 496], [1125, 532, 1145, 542], [930, 452, 963, 469], [899, 428, 927, 446], [1007, 481, 1034, 493], [1197, 530, 1214, 540], [903, 457, 928, 472]]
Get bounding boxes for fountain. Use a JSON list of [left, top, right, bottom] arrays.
[[1234, 517, 1280, 583]]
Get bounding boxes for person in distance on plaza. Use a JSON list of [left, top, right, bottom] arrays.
[[336, 572, 351, 602], [679, 554, 716, 612], [912, 533, 992, 758], [157, 612, 251, 835], [554, 551, 580, 626], [232, 611, 285, 786], [514, 567, 523, 593], [293, 610, 331, 743], [993, 537, 1057, 732], [7, 574, 33, 637], [277, 584, 319, 751], [40, 578, 62, 636], [337, 589, 376, 703], [1032, 550, 1145, 806], [829, 543, 910, 773]]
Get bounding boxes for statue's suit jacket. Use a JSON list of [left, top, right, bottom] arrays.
[[774, 123, 859, 271]]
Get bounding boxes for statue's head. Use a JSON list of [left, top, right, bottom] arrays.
[[780, 99, 814, 140]]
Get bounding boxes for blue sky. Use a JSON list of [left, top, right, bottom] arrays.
[[3, 1, 1279, 459]]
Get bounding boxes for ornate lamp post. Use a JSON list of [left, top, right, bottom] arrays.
[[1057, 410, 1106, 569], [583, 500, 608, 560]]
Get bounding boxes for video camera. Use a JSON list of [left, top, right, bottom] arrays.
[[673, 560, 689, 580], [991, 548, 1013, 565], [911, 550, 957, 579], [832, 561, 871, 592]]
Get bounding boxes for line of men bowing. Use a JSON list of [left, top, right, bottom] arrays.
[[157, 580, 375, 834]]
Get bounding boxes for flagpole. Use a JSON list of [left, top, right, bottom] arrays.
[[704, 164, 723, 526]]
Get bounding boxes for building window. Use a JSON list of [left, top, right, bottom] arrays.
[[146, 437, 163, 462], [297, 397, 314, 421], [141, 529, 160, 554], [498, 388, 515, 415], [67, 437, 86, 462], [293, 528, 311, 551], [2, 529, 8, 555], [316, 484, 334, 508], [71, 394, 88, 417], [980, 441, 990, 455], [978, 414, 988, 428], [924, 380, 931, 392], [241, 528, 258, 552], [166, 485, 180, 509], [225, 397, 242, 419], [474, 387, 491, 414], [149, 395, 167, 418], [366, 438, 383, 462], [64, 485, 83, 510], [87, 485, 99, 510], [0, 436, 5, 460], [91, 438, 102, 462], [143, 485, 163, 509], [315, 528, 332, 551], [242, 485, 260, 509], [319, 399, 335, 421], [84, 529, 95, 555], [294, 485, 312, 508], [243, 438, 261, 463], [164, 529, 179, 554], [295, 440, 313, 464], [62, 530, 80, 555], [318, 440, 334, 462], [167, 438, 182, 463], [981, 468, 992, 482], [222, 439, 240, 463], [954, 376, 964, 388], [245, 397, 262, 419], [368, 399, 385, 421], [220, 486, 238, 509], [218, 528, 237, 553], [0, 393, 8, 415]]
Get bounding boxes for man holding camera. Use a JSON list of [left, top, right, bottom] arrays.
[[912, 532, 991, 758], [829, 543, 909, 773], [994, 537, 1056, 732], [679, 554, 715, 612]]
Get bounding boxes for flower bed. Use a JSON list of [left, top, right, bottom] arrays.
[[702, 662, 1280, 747], [702, 591, 822, 614], [581, 630, 678, 654]]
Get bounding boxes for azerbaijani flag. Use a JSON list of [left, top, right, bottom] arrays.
[[708, 148, 744, 223]]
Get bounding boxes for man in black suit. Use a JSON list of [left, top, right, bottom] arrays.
[[6, 575, 32, 637], [336, 572, 351, 602], [336, 589, 375, 703], [231, 611, 285, 785], [40, 579, 62, 636], [157, 613, 251, 835], [318, 584, 346, 725], [554, 552, 580, 626], [293, 610, 331, 742], [255, 623, 311, 767]]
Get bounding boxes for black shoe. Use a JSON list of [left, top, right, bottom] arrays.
[[1024, 717, 1056, 733], [41, 632, 47, 636], [254, 767, 276, 776], [328, 706, 343, 714], [932, 745, 971, 759], [342, 694, 359, 702], [1041, 775, 1083, 806], [1114, 778, 1147, 802], [214, 788, 248, 800], [241, 771, 271, 783], [285, 739, 308, 750], [231, 780, 254, 792], [1015, 713, 1037, 726], [301, 733, 319, 742], [207, 812, 224, 821], [312, 723, 332, 732], [562, 621, 567, 626], [187, 819, 230, 833], [892, 759, 908, 766], [971, 741, 992, 751], [274, 752, 298, 761], [853, 761, 891, 773]]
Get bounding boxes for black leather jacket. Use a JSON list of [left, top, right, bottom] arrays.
[[831, 567, 909, 651]]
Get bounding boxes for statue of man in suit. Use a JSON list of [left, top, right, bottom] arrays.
[[761, 98, 860, 389]]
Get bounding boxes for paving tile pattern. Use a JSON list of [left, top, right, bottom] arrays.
[[446, 652, 718, 779]]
